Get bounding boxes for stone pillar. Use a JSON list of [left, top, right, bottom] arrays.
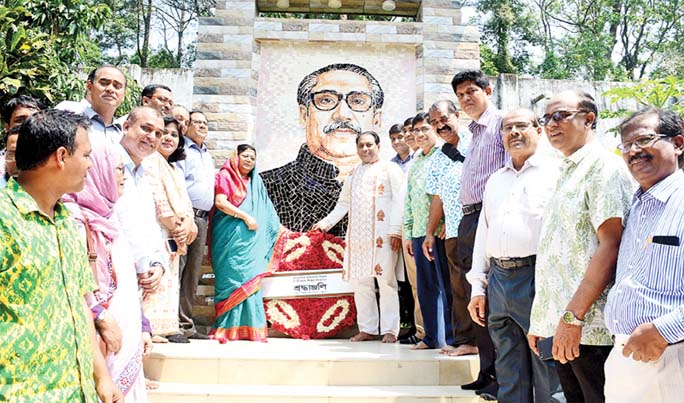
[[194, 0, 257, 165], [419, 0, 480, 110]]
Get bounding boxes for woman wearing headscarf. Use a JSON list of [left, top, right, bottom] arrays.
[[209, 144, 287, 342], [64, 145, 151, 401]]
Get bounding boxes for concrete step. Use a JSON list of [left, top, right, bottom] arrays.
[[147, 383, 485, 403], [144, 339, 479, 387]]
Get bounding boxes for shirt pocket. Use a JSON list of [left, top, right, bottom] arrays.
[[641, 242, 684, 292]]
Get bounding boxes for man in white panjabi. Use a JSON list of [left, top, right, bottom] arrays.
[[313, 131, 405, 343]]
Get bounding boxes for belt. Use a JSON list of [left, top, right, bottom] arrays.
[[462, 202, 482, 215], [491, 255, 536, 269], [193, 208, 209, 218]]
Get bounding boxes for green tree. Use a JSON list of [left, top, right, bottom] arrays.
[[602, 77, 684, 118]]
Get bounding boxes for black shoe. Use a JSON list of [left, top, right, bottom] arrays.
[[166, 333, 190, 343], [461, 374, 494, 391], [398, 334, 421, 345], [476, 381, 499, 401], [187, 332, 209, 340]]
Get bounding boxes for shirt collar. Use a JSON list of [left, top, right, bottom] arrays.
[[392, 153, 412, 163], [294, 144, 339, 179], [503, 151, 543, 173], [635, 170, 684, 204], [184, 136, 207, 152], [564, 140, 599, 167], [469, 105, 500, 130], [5, 177, 70, 222], [84, 105, 121, 129]]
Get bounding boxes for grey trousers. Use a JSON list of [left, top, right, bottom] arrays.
[[178, 215, 208, 336], [488, 261, 561, 403]]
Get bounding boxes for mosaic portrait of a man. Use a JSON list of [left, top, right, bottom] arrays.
[[260, 63, 384, 236]]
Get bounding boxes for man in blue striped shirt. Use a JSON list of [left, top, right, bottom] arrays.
[[603, 108, 684, 402]]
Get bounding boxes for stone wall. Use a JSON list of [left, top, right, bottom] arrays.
[[193, 0, 480, 160]]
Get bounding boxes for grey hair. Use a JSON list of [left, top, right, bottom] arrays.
[[296, 63, 384, 110]]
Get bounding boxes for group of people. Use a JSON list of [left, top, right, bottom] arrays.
[[1, 63, 683, 403], [310, 69, 684, 403]]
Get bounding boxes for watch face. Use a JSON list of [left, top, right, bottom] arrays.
[[562, 311, 574, 323]]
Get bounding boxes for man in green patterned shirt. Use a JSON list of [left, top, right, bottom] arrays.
[[0, 110, 121, 402], [527, 91, 634, 403], [403, 112, 452, 351]]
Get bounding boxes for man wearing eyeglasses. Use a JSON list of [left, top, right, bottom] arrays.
[[527, 90, 634, 403], [141, 84, 174, 116], [261, 63, 383, 236], [467, 109, 561, 402], [176, 109, 213, 340], [603, 108, 684, 403]]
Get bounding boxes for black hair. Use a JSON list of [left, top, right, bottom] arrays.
[[189, 110, 207, 122], [142, 84, 172, 99], [389, 123, 404, 135], [574, 91, 598, 130], [237, 144, 256, 155], [86, 66, 126, 86], [163, 115, 186, 163], [356, 131, 380, 145], [1, 95, 45, 125], [297, 63, 384, 110], [403, 117, 413, 127], [451, 70, 490, 92], [429, 100, 458, 114], [619, 108, 684, 167], [16, 109, 91, 171], [412, 112, 430, 127]]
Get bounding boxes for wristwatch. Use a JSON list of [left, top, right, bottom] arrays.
[[561, 310, 584, 327]]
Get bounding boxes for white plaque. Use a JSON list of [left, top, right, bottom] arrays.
[[262, 269, 353, 298]]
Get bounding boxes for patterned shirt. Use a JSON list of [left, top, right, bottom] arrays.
[[460, 106, 506, 205], [529, 141, 634, 345], [425, 149, 464, 239], [0, 179, 98, 402], [605, 170, 684, 343], [403, 146, 440, 239]]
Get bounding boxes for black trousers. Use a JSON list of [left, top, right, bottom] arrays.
[[456, 210, 496, 379], [555, 344, 612, 403]]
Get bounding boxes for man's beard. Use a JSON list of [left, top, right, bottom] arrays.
[[323, 120, 362, 135]]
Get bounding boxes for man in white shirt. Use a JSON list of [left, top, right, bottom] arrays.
[[467, 109, 561, 402]]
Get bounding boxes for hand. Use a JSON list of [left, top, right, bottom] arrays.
[[422, 234, 435, 262], [623, 322, 668, 362], [171, 220, 189, 245], [311, 221, 327, 232], [142, 332, 153, 358], [553, 321, 582, 363], [467, 295, 487, 327], [438, 226, 446, 240], [244, 215, 258, 231], [138, 264, 163, 293], [186, 219, 198, 245], [390, 235, 402, 252], [96, 312, 122, 355], [528, 334, 542, 356], [95, 374, 124, 403], [403, 240, 413, 256]]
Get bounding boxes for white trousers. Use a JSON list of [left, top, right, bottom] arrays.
[[605, 334, 684, 403], [351, 276, 400, 336]]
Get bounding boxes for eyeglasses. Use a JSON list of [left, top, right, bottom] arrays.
[[190, 120, 208, 126], [502, 122, 535, 134], [428, 115, 450, 126], [152, 95, 173, 105], [617, 133, 670, 154], [310, 90, 373, 113], [539, 110, 587, 126], [412, 126, 432, 135]]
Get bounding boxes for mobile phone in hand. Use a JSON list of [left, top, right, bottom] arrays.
[[167, 238, 178, 253], [537, 337, 554, 361]]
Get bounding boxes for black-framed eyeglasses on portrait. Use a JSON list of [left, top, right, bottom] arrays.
[[309, 90, 373, 113]]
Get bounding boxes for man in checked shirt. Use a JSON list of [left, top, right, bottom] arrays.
[[603, 108, 684, 403]]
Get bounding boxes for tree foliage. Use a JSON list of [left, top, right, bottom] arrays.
[[602, 77, 684, 118]]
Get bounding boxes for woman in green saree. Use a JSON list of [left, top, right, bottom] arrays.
[[209, 144, 287, 342]]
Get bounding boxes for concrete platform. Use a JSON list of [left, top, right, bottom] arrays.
[[145, 338, 490, 402]]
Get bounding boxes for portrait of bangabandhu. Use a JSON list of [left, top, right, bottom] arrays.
[[260, 63, 384, 237]]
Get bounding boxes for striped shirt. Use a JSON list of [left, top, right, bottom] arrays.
[[605, 170, 684, 344], [459, 106, 506, 205]]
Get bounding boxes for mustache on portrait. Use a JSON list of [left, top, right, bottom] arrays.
[[323, 120, 362, 135]]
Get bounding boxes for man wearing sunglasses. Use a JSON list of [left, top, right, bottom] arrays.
[[603, 108, 684, 403], [261, 63, 383, 236], [528, 90, 634, 403]]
